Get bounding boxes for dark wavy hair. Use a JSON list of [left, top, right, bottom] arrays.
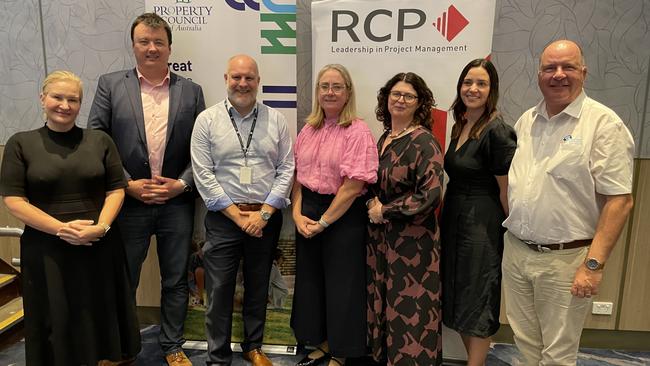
[[131, 13, 172, 46], [375, 72, 435, 131], [450, 58, 499, 139]]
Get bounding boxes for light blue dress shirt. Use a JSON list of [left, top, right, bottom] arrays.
[[191, 99, 294, 211]]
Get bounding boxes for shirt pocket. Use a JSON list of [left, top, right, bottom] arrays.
[[545, 142, 584, 180]]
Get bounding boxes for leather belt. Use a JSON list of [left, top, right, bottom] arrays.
[[237, 203, 263, 212], [522, 239, 592, 253]]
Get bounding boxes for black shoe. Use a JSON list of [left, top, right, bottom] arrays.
[[296, 352, 330, 366]]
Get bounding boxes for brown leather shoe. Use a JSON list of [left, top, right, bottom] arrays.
[[165, 350, 193, 366], [243, 348, 273, 366], [97, 361, 118, 366], [97, 357, 136, 366]]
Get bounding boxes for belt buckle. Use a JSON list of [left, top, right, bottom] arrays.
[[523, 240, 551, 253]]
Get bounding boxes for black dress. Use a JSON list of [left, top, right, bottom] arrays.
[[0, 126, 141, 366], [441, 117, 516, 338]]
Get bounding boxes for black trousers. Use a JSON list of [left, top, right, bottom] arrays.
[[203, 210, 282, 365], [290, 187, 367, 357]]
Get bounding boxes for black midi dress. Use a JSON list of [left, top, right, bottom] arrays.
[[441, 117, 516, 337], [0, 126, 141, 366]]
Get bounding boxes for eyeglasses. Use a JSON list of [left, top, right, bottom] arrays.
[[389, 91, 418, 103], [318, 83, 347, 94]]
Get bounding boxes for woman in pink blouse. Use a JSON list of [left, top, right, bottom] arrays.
[[290, 64, 378, 366]]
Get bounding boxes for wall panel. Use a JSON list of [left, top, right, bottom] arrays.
[[0, 0, 45, 141], [619, 160, 650, 330], [136, 240, 162, 307], [40, 0, 144, 127], [491, 0, 650, 158]]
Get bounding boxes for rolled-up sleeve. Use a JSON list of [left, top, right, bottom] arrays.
[[591, 116, 634, 195], [340, 121, 378, 184]]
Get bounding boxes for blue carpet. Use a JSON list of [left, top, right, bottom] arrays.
[[1, 325, 649, 365], [487, 342, 650, 366]]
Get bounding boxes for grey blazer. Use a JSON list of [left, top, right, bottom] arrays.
[[88, 68, 206, 207]]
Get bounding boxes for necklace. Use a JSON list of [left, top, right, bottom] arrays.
[[388, 124, 413, 138]]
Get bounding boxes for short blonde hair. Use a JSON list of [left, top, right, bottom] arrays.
[[42, 70, 83, 102], [305, 64, 357, 129]]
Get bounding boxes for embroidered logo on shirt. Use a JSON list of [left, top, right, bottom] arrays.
[[561, 134, 582, 146]]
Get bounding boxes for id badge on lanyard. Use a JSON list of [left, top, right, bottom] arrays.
[[227, 101, 258, 185], [239, 166, 252, 185]]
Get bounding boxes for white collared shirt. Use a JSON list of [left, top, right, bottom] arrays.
[[190, 99, 295, 211], [503, 91, 634, 243]]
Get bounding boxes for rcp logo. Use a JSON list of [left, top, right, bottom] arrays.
[[332, 4, 469, 43], [433, 5, 468, 42]]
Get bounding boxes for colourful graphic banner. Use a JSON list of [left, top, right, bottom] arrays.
[[312, 0, 497, 151]]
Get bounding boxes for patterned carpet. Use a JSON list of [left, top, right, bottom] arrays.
[[486, 343, 650, 365], [1, 325, 649, 365]]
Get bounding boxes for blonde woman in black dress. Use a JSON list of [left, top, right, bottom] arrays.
[[0, 71, 140, 365]]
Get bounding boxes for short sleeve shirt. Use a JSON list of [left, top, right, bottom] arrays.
[[503, 91, 634, 243], [295, 118, 378, 194]]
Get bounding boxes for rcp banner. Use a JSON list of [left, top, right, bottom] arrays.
[[312, 0, 497, 151], [145, 0, 298, 138]]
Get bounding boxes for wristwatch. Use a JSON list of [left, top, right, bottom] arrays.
[[178, 178, 192, 193], [584, 257, 605, 271], [260, 209, 272, 221], [98, 222, 111, 236]]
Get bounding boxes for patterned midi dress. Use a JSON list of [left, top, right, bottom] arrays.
[[367, 126, 444, 366]]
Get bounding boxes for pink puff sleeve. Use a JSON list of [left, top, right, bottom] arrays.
[[339, 119, 379, 184]]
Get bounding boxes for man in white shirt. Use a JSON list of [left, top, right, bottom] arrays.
[[502, 39, 634, 365], [191, 54, 294, 366]]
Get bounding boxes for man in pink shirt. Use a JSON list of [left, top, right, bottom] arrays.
[[88, 13, 205, 366]]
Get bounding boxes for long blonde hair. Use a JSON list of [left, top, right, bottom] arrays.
[[305, 64, 357, 129]]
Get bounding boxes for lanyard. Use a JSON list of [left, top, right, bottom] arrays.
[[225, 100, 258, 166]]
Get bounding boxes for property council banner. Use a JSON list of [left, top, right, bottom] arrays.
[[311, 0, 497, 152], [145, 0, 298, 138]]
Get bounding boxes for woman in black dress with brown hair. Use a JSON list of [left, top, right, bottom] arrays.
[[441, 59, 516, 366], [366, 72, 444, 366], [0, 71, 140, 365]]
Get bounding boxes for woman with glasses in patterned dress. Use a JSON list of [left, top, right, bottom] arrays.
[[366, 72, 444, 366], [290, 64, 378, 366]]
